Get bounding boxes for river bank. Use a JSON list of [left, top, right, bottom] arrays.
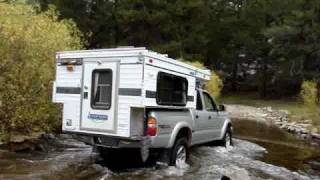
[[226, 104, 320, 143]]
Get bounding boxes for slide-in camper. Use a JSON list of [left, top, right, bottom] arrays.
[[52, 47, 232, 166]]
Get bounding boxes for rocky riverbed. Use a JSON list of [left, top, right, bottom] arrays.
[[1, 120, 320, 180], [226, 104, 320, 142]]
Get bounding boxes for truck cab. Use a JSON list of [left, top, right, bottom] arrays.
[[191, 89, 230, 145], [146, 89, 232, 166]]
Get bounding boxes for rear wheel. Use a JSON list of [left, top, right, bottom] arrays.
[[169, 137, 189, 167], [94, 146, 111, 160]]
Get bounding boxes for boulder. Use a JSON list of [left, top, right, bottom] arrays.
[[312, 133, 320, 140], [222, 165, 251, 180], [8, 140, 36, 152], [300, 134, 310, 140]]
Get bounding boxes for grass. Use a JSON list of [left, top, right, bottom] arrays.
[[221, 93, 320, 133]]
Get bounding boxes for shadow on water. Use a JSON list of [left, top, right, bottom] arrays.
[[232, 118, 320, 176], [96, 149, 151, 172]]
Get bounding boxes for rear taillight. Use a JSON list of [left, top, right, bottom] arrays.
[[147, 117, 157, 136]]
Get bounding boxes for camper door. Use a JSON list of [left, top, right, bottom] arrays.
[[81, 60, 119, 133]]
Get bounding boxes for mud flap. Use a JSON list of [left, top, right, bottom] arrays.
[[140, 136, 151, 162]]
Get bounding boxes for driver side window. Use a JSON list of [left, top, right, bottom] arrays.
[[203, 92, 217, 111]]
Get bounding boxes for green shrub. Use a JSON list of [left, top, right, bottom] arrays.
[[206, 73, 223, 99], [300, 81, 320, 130], [0, 3, 82, 142], [183, 60, 223, 99], [300, 81, 317, 108]]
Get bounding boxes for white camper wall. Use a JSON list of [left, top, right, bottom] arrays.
[[54, 55, 145, 137], [117, 61, 144, 137], [54, 64, 82, 131], [143, 57, 196, 108]]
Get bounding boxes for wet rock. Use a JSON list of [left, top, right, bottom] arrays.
[[300, 134, 309, 140], [275, 121, 283, 126], [222, 165, 251, 180], [265, 106, 273, 112], [298, 123, 311, 128], [42, 133, 56, 139], [10, 132, 44, 143], [92, 164, 106, 172], [287, 126, 294, 132], [289, 122, 296, 126], [280, 124, 287, 129], [295, 128, 302, 134], [312, 133, 320, 140], [302, 119, 312, 123], [7, 132, 46, 152], [8, 140, 36, 152], [59, 133, 73, 139], [300, 129, 309, 134]]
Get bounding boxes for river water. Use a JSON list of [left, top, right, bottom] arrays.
[[0, 119, 319, 180]]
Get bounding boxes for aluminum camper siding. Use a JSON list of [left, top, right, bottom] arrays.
[[53, 47, 211, 139], [53, 55, 144, 138], [143, 58, 196, 108], [117, 61, 144, 137], [53, 64, 82, 132]]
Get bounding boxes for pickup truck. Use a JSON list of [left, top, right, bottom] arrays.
[[94, 89, 232, 166], [52, 47, 232, 167]]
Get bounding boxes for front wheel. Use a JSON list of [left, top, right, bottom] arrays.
[[169, 137, 189, 167], [222, 127, 233, 148]]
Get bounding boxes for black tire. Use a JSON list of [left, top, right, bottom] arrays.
[[95, 146, 111, 160], [169, 137, 189, 166], [222, 126, 233, 147]]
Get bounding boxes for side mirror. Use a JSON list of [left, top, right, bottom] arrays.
[[218, 104, 226, 111]]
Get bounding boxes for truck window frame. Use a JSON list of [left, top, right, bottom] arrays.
[[91, 69, 113, 110], [202, 92, 218, 111], [156, 72, 188, 106], [196, 90, 203, 110]]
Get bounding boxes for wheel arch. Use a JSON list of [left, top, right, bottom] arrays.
[[168, 122, 192, 148]]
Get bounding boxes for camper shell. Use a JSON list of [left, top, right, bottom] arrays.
[[52, 47, 211, 139]]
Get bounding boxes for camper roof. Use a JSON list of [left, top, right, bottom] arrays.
[[57, 47, 211, 81]]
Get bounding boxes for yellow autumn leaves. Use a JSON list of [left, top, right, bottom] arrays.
[[0, 3, 82, 141]]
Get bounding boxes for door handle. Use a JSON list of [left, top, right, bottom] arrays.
[[83, 92, 88, 99], [208, 116, 212, 120]]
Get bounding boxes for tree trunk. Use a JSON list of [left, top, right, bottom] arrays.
[[231, 60, 238, 92], [260, 60, 268, 98], [317, 80, 320, 104]]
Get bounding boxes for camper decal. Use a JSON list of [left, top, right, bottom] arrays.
[[88, 113, 108, 121]]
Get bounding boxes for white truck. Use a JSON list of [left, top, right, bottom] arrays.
[[52, 47, 232, 166]]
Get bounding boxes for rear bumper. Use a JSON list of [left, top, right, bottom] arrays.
[[93, 136, 144, 148], [63, 130, 143, 141], [63, 130, 146, 148]]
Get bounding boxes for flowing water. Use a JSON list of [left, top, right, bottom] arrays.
[[0, 119, 319, 180]]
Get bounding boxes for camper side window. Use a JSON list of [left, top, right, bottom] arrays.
[[156, 72, 188, 106], [91, 69, 112, 110]]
